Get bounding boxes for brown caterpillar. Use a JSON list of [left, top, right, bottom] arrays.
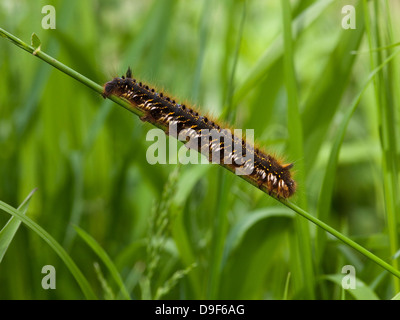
[[102, 68, 296, 198]]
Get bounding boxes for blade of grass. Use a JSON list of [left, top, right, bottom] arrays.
[[0, 189, 36, 263], [0, 197, 97, 299], [232, 0, 334, 106], [219, 211, 293, 299], [220, 0, 246, 123], [283, 199, 400, 280], [191, 0, 212, 102], [207, 170, 231, 299], [74, 225, 131, 300], [170, 165, 210, 298], [124, 0, 178, 76], [207, 0, 245, 298], [221, 207, 294, 268], [365, 0, 400, 293], [0, 28, 146, 122], [283, 272, 291, 300], [322, 274, 379, 300], [315, 48, 400, 263], [63, 151, 84, 249], [392, 291, 400, 300], [301, 2, 365, 172], [282, 0, 313, 298]]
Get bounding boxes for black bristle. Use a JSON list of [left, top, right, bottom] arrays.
[[126, 67, 132, 79]]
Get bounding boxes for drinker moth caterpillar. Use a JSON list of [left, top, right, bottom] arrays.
[[103, 68, 296, 198]]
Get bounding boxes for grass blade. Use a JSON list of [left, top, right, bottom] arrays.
[[0, 197, 97, 299], [232, 0, 334, 106], [322, 274, 379, 300], [0, 189, 36, 263], [74, 225, 131, 300], [315, 48, 400, 262], [301, 2, 365, 172], [363, 0, 400, 292], [282, 0, 313, 298]]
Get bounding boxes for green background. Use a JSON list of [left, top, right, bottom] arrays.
[[1, 0, 399, 299]]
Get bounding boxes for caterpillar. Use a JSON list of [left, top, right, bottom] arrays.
[[102, 68, 296, 198]]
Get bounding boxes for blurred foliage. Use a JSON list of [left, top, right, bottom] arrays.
[[0, 0, 399, 299]]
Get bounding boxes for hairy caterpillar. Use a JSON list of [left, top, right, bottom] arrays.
[[102, 68, 296, 198]]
